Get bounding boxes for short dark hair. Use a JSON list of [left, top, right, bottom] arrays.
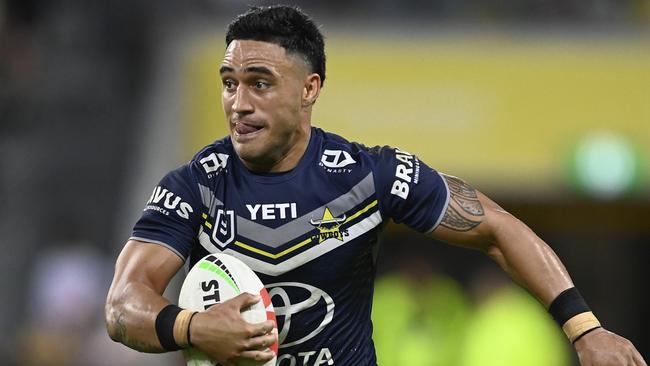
[[225, 5, 326, 86]]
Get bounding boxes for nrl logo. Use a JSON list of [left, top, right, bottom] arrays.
[[211, 208, 235, 248], [309, 207, 349, 243]]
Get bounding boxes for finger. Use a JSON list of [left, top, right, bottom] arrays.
[[239, 349, 276, 362], [229, 292, 262, 310], [247, 333, 278, 350], [249, 320, 276, 336], [632, 350, 647, 366]]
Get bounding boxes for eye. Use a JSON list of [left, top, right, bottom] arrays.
[[254, 81, 270, 90], [223, 79, 236, 91]]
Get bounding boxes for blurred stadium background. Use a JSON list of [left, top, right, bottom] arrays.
[[1, 0, 649, 365]]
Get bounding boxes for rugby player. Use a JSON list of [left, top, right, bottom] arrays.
[[105, 5, 646, 366]]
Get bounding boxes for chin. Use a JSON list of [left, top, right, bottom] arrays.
[[233, 142, 266, 164]]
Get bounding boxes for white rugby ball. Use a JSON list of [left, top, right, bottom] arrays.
[[178, 253, 277, 366]]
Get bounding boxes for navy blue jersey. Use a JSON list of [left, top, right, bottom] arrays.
[[131, 127, 450, 366]]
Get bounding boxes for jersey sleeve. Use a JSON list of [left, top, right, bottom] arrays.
[[130, 163, 203, 260], [370, 146, 449, 233]]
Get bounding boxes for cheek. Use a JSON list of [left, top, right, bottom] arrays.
[[261, 98, 290, 123], [257, 87, 302, 131], [280, 89, 304, 118], [222, 94, 232, 113], [273, 105, 300, 133]]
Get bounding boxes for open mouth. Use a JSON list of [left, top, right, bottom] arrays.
[[234, 122, 263, 135]]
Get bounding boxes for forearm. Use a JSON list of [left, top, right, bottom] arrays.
[[105, 241, 184, 353], [486, 209, 573, 307], [105, 280, 170, 353], [431, 175, 646, 364]]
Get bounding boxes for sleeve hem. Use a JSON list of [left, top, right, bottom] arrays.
[[129, 236, 187, 262], [424, 171, 451, 234]]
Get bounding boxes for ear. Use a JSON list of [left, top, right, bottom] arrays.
[[301, 73, 321, 107]]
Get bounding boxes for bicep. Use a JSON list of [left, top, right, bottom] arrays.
[[110, 240, 184, 296], [105, 240, 184, 350], [429, 174, 505, 251], [430, 174, 574, 304]]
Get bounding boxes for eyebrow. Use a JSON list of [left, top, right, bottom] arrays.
[[219, 65, 275, 77]]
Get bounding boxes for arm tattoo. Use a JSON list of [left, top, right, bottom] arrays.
[[116, 311, 162, 353], [452, 195, 484, 216], [125, 339, 161, 353], [116, 312, 127, 341], [445, 175, 478, 199], [441, 204, 481, 231], [440, 174, 485, 232]]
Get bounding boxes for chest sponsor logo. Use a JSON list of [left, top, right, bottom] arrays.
[[246, 203, 298, 221], [309, 207, 349, 243], [211, 208, 235, 248], [319, 149, 356, 173], [145, 186, 193, 219], [277, 348, 334, 366], [266, 282, 335, 349], [200, 152, 229, 177], [390, 148, 420, 200]]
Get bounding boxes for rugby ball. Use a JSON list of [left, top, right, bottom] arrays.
[[178, 253, 278, 366]]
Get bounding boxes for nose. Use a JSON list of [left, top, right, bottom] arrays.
[[232, 85, 254, 115]]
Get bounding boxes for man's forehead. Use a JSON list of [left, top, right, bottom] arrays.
[[222, 40, 305, 72]]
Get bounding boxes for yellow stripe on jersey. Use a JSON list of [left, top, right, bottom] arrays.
[[232, 199, 379, 259], [234, 237, 313, 260], [202, 213, 213, 229], [344, 200, 378, 224]]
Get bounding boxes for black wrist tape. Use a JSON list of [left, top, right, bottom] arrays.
[[155, 304, 183, 351], [548, 287, 590, 326]]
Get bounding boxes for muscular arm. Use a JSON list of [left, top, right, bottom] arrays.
[[105, 240, 184, 352], [430, 174, 572, 306], [105, 240, 277, 364], [430, 174, 646, 365]]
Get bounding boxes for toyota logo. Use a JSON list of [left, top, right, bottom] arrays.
[[266, 282, 335, 348]]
